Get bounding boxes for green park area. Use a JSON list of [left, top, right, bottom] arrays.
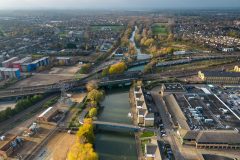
[[90, 25, 125, 32], [151, 23, 168, 35]]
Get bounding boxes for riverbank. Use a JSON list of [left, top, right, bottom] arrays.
[[129, 85, 144, 160], [95, 88, 138, 160]]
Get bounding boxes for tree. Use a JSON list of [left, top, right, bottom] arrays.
[[108, 62, 127, 75], [67, 143, 98, 160], [102, 67, 109, 77], [144, 60, 157, 73], [144, 38, 155, 46], [86, 80, 98, 92], [76, 120, 94, 144], [87, 89, 104, 102], [88, 101, 97, 108], [89, 108, 97, 118], [79, 64, 91, 74], [128, 43, 137, 55], [149, 45, 157, 54]]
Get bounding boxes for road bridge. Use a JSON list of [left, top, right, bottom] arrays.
[[0, 71, 142, 99], [93, 120, 156, 132]]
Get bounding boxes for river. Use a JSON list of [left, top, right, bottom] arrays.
[[95, 88, 138, 160], [130, 26, 151, 60]]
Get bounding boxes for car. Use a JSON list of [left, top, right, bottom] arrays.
[[161, 133, 167, 137]]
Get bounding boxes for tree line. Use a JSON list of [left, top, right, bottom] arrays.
[[0, 95, 43, 122], [67, 81, 105, 160]]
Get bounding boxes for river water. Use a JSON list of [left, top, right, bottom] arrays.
[[130, 26, 151, 60], [95, 88, 138, 160]]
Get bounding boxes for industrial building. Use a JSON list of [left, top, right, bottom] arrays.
[[160, 83, 186, 96], [0, 56, 50, 74], [2, 57, 19, 68], [55, 57, 72, 65], [0, 134, 23, 158], [179, 129, 240, 149], [31, 57, 49, 70], [37, 107, 58, 123], [21, 63, 33, 72], [37, 106, 66, 124], [12, 57, 32, 71], [161, 83, 240, 150], [0, 67, 21, 79], [134, 86, 154, 127], [198, 71, 240, 84]]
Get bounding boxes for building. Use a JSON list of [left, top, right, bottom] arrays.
[[234, 66, 240, 72], [133, 86, 154, 127], [222, 47, 234, 52], [21, 63, 32, 72], [179, 129, 240, 149], [0, 134, 22, 157], [31, 57, 49, 70], [195, 130, 240, 149], [0, 67, 21, 79], [114, 47, 128, 57], [160, 83, 186, 96], [173, 50, 187, 55], [161, 86, 240, 150], [164, 94, 190, 129], [37, 107, 58, 122], [2, 57, 19, 68], [145, 143, 157, 160], [198, 71, 240, 84], [56, 57, 72, 65], [12, 57, 32, 71]]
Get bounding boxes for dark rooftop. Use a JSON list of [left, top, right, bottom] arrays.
[[196, 131, 240, 144], [162, 83, 186, 93], [202, 71, 240, 78]]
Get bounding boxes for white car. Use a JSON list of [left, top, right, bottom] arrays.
[[161, 134, 167, 137]]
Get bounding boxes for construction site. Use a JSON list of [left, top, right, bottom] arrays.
[[0, 95, 73, 160]]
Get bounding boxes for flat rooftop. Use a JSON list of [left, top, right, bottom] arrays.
[[202, 71, 240, 78], [163, 83, 186, 92]]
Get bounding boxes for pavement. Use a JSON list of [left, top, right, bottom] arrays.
[[78, 106, 90, 124], [151, 87, 185, 160]]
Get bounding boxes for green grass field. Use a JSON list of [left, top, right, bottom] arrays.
[[90, 25, 125, 32], [151, 23, 168, 35]]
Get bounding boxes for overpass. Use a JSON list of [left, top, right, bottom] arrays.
[[93, 120, 156, 132], [0, 71, 142, 99]]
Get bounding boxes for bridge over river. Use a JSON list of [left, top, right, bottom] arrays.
[[93, 120, 156, 132]]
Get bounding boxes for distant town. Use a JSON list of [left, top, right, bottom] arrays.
[[0, 9, 240, 160]]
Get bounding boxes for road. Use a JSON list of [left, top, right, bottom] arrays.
[[151, 88, 185, 160]]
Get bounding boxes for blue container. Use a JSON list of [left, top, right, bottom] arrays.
[[15, 70, 21, 79], [31, 63, 37, 70], [27, 64, 32, 72], [44, 58, 48, 65]]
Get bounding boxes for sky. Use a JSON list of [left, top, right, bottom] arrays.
[[0, 0, 240, 10]]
